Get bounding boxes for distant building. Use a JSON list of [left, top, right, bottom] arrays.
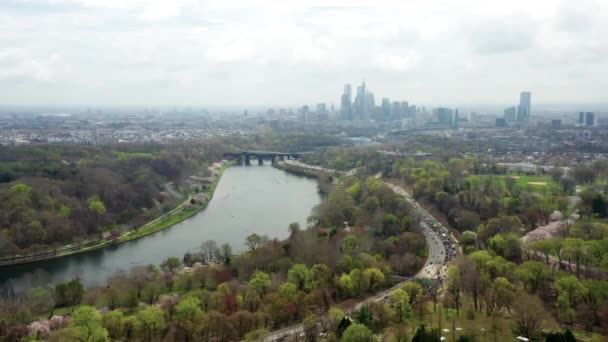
[[434, 107, 455, 127], [496, 118, 506, 127], [504, 106, 516, 122], [586, 112, 595, 126], [316, 103, 328, 121], [551, 119, 561, 128], [400, 101, 409, 118], [340, 84, 352, 121], [579, 112, 585, 125], [381, 98, 391, 121], [353, 81, 374, 121], [517, 91, 531, 121], [391, 101, 401, 121]]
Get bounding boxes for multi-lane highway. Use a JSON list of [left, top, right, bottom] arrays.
[[259, 163, 459, 342], [383, 182, 459, 280]]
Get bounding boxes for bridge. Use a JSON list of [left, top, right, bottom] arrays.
[[223, 150, 303, 165]]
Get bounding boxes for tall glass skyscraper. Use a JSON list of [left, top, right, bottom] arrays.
[[517, 91, 531, 121]]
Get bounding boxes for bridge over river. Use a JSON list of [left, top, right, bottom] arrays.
[[223, 150, 305, 165]]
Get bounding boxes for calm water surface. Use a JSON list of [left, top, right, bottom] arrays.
[[0, 164, 321, 291]]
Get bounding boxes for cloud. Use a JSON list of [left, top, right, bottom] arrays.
[[0, 0, 607, 106], [467, 14, 538, 54]]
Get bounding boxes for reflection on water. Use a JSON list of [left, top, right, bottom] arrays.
[[0, 164, 321, 292]]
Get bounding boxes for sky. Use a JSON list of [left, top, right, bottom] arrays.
[[0, 0, 607, 108]]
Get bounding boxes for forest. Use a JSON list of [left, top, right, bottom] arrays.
[[0, 132, 343, 258], [0, 168, 429, 341]]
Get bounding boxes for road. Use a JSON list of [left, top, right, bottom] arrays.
[[260, 163, 458, 342]]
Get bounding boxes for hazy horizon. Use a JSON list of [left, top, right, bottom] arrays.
[[1, 0, 607, 107]]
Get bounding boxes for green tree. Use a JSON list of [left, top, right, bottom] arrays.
[[555, 275, 587, 324], [25, 287, 55, 314], [342, 323, 374, 342], [515, 261, 549, 293], [136, 306, 166, 342], [175, 296, 203, 340], [101, 310, 124, 340], [279, 282, 298, 302], [390, 289, 412, 322], [87, 195, 107, 215], [245, 233, 263, 251], [248, 270, 271, 297], [70, 306, 108, 342], [288, 263, 314, 291], [303, 314, 319, 342]]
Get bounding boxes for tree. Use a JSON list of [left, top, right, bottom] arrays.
[[248, 270, 271, 297], [288, 263, 314, 291], [136, 306, 166, 342], [511, 291, 550, 339], [303, 314, 319, 342], [279, 282, 298, 302], [411, 325, 441, 342], [87, 195, 107, 215], [550, 167, 564, 182], [390, 289, 412, 322], [342, 323, 374, 342], [25, 287, 55, 314], [102, 310, 124, 340], [245, 233, 263, 251], [161, 257, 181, 271], [70, 306, 108, 342], [55, 278, 84, 307], [220, 243, 233, 265], [446, 265, 462, 316], [555, 275, 587, 324], [175, 296, 203, 341], [363, 268, 385, 292], [515, 261, 549, 294], [401, 282, 423, 306], [328, 307, 345, 333]]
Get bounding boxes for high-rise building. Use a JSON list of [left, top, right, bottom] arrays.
[[364, 91, 374, 122], [340, 84, 352, 120], [496, 118, 506, 127], [579, 112, 585, 125], [353, 82, 366, 121], [586, 112, 595, 126], [391, 101, 401, 121], [381, 98, 391, 121], [504, 106, 516, 122], [517, 91, 531, 121], [400, 101, 409, 117], [434, 107, 454, 127]]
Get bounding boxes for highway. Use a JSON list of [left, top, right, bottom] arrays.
[[259, 163, 459, 342]]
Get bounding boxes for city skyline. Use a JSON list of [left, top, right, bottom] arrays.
[[0, 0, 607, 107]]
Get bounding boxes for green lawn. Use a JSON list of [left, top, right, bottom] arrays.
[[468, 174, 560, 194]]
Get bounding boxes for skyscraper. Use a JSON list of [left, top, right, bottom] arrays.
[[340, 84, 352, 120], [434, 107, 454, 127], [579, 112, 585, 125], [586, 112, 595, 126], [391, 101, 401, 121], [381, 98, 391, 121], [504, 106, 516, 122], [400, 101, 409, 118], [517, 91, 531, 121]]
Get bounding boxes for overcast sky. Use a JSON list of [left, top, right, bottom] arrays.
[[0, 0, 606, 108]]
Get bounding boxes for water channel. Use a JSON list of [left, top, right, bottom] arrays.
[[0, 163, 321, 291]]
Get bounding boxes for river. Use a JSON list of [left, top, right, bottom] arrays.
[[0, 163, 321, 291]]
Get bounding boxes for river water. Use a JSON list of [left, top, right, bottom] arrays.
[[0, 164, 321, 291]]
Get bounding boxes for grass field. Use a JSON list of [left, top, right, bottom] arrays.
[[468, 174, 560, 194]]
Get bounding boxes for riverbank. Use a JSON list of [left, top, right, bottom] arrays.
[[0, 161, 234, 268]]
